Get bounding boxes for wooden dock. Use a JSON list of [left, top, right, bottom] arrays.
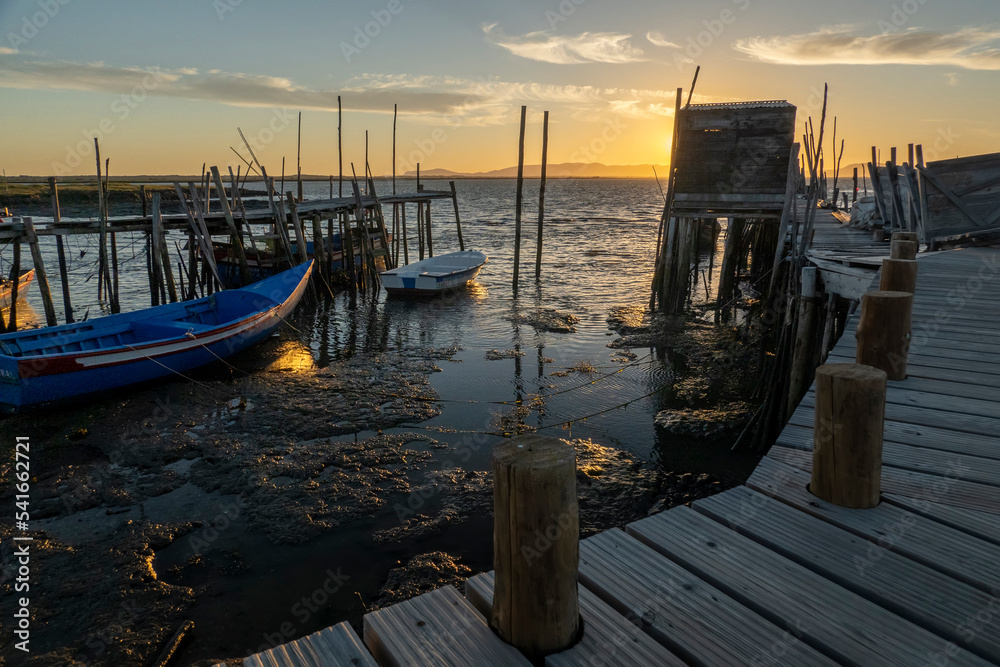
[[219, 219, 1000, 665]]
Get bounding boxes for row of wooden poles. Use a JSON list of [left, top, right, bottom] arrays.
[[3, 165, 467, 334], [483, 235, 920, 659], [510, 105, 550, 296], [867, 143, 928, 238]]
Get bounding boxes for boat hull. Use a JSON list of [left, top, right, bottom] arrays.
[[380, 250, 488, 296], [0, 269, 35, 310], [0, 262, 312, 411]]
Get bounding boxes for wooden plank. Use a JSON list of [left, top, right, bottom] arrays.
[[777, 426, 1000, 484], [798, 392, 1000, 437], [749, 456, 1000, 591], [362, 585, 529, 667], [887, 376, 1000, 403], [787, 404, 1000, 460], [464, 572, 685, 667], [578, 528, 836, 665], [827, 353, 1000, 387], [628, 506, 994, 665], [885, 495, 1000, 547], [692, 487, 1000, 661], [769, 445, 1000, 514], [244, 622, 376, 667]]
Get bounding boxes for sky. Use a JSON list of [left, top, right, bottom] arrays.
[[0, 0, 998, 177]]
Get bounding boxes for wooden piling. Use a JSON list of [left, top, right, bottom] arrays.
[[338, 95, 343, 198], [48, 177, 74, 323], [890, 239, 917, 260], [787, 266, 817, 412], [285, 192, 310, 264], [425, 201, 432, 258], [22, 218, 57, 326], [449, 181, 464, 252], [811, 363, 886, 509], [880, 258, 918, 294], [534, 111, 550, 281], [401, 203, 409, 265], [211, 166, 253, 286], [6, 238, 20, 332], [491, 434, 579, 658], [856, 290, 913, 380], [512, 105, 527, 296], [151, 193, 165, 306]]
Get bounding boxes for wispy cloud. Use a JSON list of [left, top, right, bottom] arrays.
[[646, 31, 679, 48], [735, 26, 1000, 70], [0, 54, 475, 113], [348, 73, 677, 125], [0, 47, 18, 55], [483, 24, 645, 64], [0, 53, 677, 127]]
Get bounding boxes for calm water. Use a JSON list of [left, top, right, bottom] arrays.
[[7, 178, 761, 663]]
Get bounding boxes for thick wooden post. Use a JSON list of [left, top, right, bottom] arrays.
[[879, 258, 918, 293], [856, 290, 913, 380], [811, 363, 886, 509], [492, 434, 579, 658], [22, 217, 57, 326], [512, 105, 527, 296], [890, 240, 917, 260]]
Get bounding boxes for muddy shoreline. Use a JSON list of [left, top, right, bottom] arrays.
[[0, 302, 755, 666]]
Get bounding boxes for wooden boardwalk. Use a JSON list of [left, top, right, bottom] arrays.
[[222, 219, 1000, 665]]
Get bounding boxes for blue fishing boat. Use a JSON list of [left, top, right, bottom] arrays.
[[0, 261, 313, 412]]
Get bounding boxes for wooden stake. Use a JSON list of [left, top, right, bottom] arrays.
[[338, 95, 343, 197], [22, 218, 57, 326], [449, 181, 464, 252], [48, 177, 74, 323], [879, 258, 918, 293], [512, 105, 527, 296], [285, 192, 310, 264], [6, 237, 20, 332], [788, 266, 818, 413], [392, 103, 397, 195], [151, 193, 165, 306], [401, 203, 409, 265], [425, 201, 432, 258], [811, 363, 886, 509], [297, 111, 303, 202], [491, 435, 579, 657], [855, 290, 913, 380], [211, 166, 253, 286], [535, 110, 549, 281]]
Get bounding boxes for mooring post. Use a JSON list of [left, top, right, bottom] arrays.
[[450, 180, 464, 252], [22, 217, 57, 327], [880, 258, 918, 293], [491, 434, 580, 658], [535, 110, 549, 281], [856, 290, 913, 380], [49, 177, 74, 323], [811, 363, 887, 508], [512, 105, 527, 297]]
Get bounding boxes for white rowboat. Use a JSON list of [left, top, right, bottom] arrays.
[[380, 250, 488, 296]]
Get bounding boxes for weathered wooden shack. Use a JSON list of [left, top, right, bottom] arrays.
[[653, 100, 797, 314]]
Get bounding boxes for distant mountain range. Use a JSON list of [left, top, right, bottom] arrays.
[[401, 163, 670, 179]]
